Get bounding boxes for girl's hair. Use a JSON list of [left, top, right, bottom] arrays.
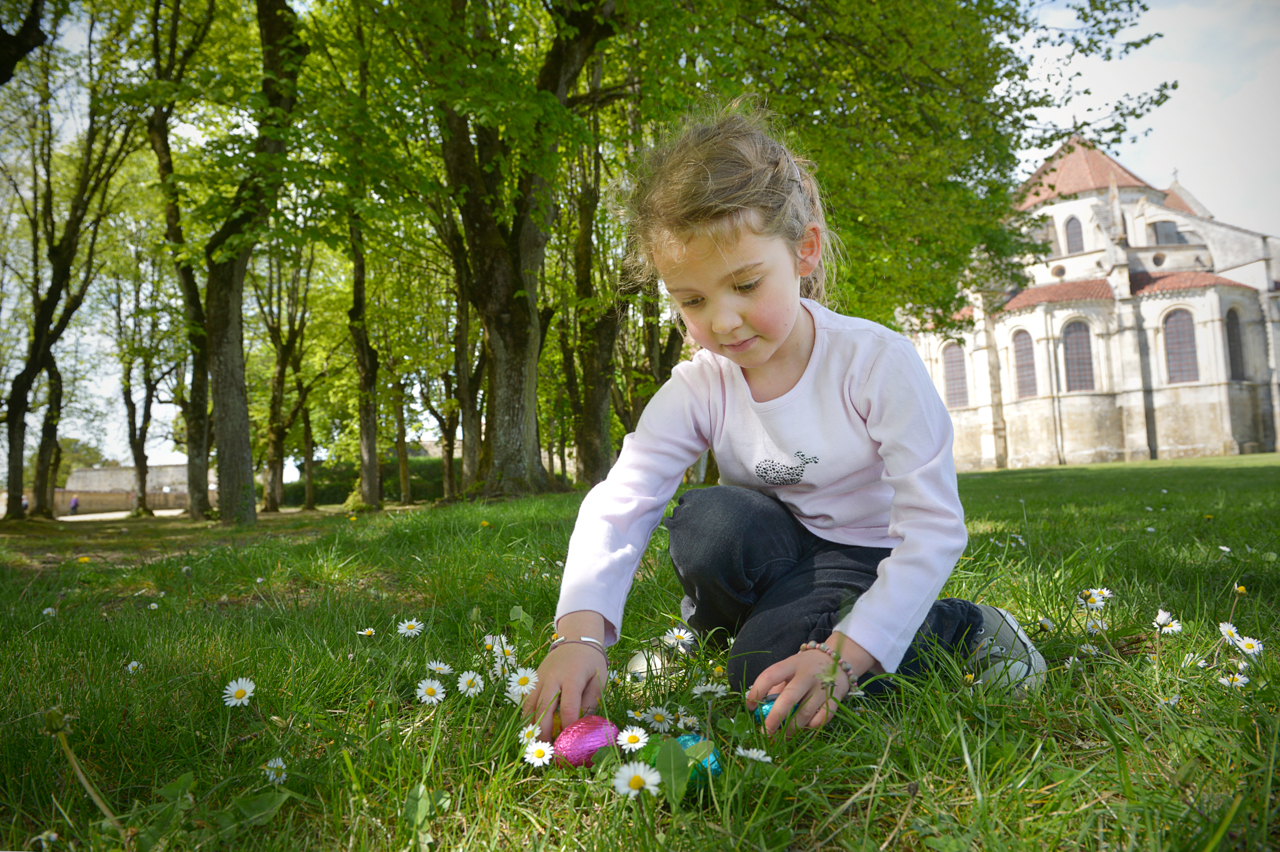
[[619, 101, 834, 302]]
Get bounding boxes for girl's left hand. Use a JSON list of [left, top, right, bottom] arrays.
[[745, 633, 875, 736]]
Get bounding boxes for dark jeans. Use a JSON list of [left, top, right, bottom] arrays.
[[663, 486, 981, 693]]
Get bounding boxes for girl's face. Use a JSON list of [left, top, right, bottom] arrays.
[[656, 224, 820, 382]]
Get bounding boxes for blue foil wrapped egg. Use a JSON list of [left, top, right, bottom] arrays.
[[752, 693, 798, 726], [676, 733, 722, 791]]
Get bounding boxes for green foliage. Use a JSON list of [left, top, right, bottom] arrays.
[[279, 456, 448, 506]]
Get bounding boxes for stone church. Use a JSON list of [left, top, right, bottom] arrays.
[[911, 138, 1280, 471]]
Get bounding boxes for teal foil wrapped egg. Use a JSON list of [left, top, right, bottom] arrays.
[[676, 733, 722, 791], [752, 693, 798, 726]]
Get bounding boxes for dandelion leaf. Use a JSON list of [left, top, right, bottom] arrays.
[[683, 740, 714, 762], [233, 791, 289, 827], [655, 737, 689, 808], [405, 784, 450, 829]]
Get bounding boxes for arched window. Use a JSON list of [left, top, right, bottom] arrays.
[[943, 344, 968, 409], [1062, 321, 1094, 392], [1064, 217, 1084, 254], [1163, 309, 1198, 383], [1013, 330, 1037, 398], [1226, 308, 1245, 381]]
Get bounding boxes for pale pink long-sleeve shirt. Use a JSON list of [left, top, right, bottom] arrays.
[[555, 300, 967, 672]]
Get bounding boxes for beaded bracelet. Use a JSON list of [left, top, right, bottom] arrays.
[[799, 640, 858, 683], [550, 637, 609, 664]]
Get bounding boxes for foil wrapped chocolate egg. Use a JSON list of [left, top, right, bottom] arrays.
[[751, 693, 798, 726], [676, 733, 722, 791], [553, 715, 619, 768]]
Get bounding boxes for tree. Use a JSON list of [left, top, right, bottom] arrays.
[[399, 0, 620, 495], [0, 0, 44, 86], [197, 0, 308, 525], [0, 2, 139, 520], [99, 189, 184, 516], [140, 0, 215, 519]]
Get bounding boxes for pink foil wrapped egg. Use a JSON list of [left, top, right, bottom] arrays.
[[553, 715, 619, 768]]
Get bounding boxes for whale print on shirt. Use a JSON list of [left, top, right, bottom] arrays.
[[754, 451, 818, 486]]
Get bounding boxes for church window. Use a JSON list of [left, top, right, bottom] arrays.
[[1152, 221, 1185, 245], [1064, 217, 1084, 254], [1062, 321, 1095, 392], [943, 344, 968, 409], [1013, 330, 1037, 398], [1163, 309, 1198, 383], [1226, 309, 1245, 381]]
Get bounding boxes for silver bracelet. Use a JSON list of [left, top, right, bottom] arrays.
[[550, 637, 608, 662]]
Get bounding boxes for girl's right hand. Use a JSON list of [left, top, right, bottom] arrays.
[[523, 642, 607, 741]]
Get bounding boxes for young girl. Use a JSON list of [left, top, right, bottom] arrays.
[[525, 108, 1045, 739]]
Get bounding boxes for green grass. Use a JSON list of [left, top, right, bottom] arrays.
[[1, 455, 1277, 851]]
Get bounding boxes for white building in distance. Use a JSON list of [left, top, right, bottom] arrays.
[[911, 137, 1279, 470]]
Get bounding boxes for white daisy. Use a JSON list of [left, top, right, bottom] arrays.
[[1218, 545, 1231, 553], [692, 683, 728, 698], [127, 661, 141, 674], [1218, 673, 1248, 688], [1235, 636, 1263, 657], [457, 671, 484, 698], [398, 619, 424, 638], [1076, 590, 1106, 610], [1079, 643, 1100, 656], [1085, 619, 1108, 635], [612, 761, 661, 798], [416, 678, 445, 705], [1153, 609, 1173, 628], [356, 627, 375, 637], [518, 723, 539, 745], [662, 626, 696, 650], [507, 667, 538, 697], [494, 642, 519, 666], [222, 678, 255, 707], [1219, 622, 1241, 642], [609, 669, 627, 687], [1146, 527, 1156, 533], [256, 577, 266, 584], [1064, 656, 1081, 669], [483, 634, 508, 654], [1161, 620, 1182, 635], [626, 709, 646, 725], [617, 726, 649, 752], [503, 689, 523, 707], [42, 607, 56, 617], [735, 746, 773, 763], [1157, 695, 1179, 708], [523, 741, 554, 767], [1038, 617, 1055, 631], [427, 660, 453, 675], [676, 707, 699, 732], [149, 603, 159, 610], [264, 757, 287, 785], [643, 705, 673, 733]]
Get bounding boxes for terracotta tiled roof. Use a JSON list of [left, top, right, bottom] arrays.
[[1001, 279, 1115, 311], [1130, 271, 1253, 295], [1017, 137, 1152, 211], [1159, 188, 1198, 215], [953, 305, 974, 321]]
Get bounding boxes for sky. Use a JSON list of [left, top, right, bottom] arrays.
[[1028, 0, 1280, 237], [81, 0, 1280, 471]]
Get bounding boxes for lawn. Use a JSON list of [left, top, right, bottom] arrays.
[[1, 454, 1277, 851]]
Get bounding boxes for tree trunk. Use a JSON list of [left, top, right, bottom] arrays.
[[347, 211, 380, 509], [301, 404, 315, 510], [31, 357, 62, 519], [261, 356, 288, 513], [206, 249, 257, 524], [394, 377, 412, 506], [0, 0, 45, 86]]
